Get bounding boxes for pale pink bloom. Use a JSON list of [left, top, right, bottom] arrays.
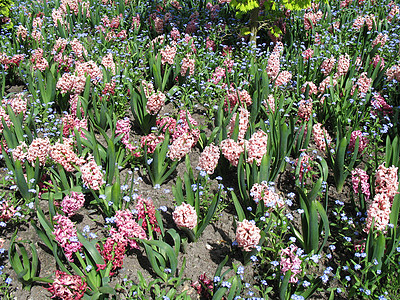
[[227, 107, 249, 141], [101, 53, 116, 74], [349, 130, 368, 153], [69, 94, 84, 117], [320, 56, 336, 76], [275, 71, 292, 87], [50, 141, 85, 172], [375, 164, 399, 200], [141, 80, 155, 98], [266, 52, 280, 79], [80, 155, 104, 190], [337, 54, 350, 76], [340, 0, 352, 7], [197, 144, 220, 175], [62, 114, 88, 138], [156, 117, 177, 134], [47, 270, 87, 300], [236, 219, 261, 251], [386, 64, 400, 82], [52, 8, 64, 27], [180, 54, 195, 76], [387, 4, 399, 22], [372, 33, 388, 48], [209, 66, 226, 85], [298, 99, 313, 121], [12, 142, 28, 162], [365, 15, 375, 30], [170, 28, 180, 41], [52, 38, 68, 54], [70, 38, 88, 59], [318, 76, 338, 93], [371, 93, 393, 115], [295, 152, 312, 181], [173, 202, 197, 229], [115, 118, 131, 145], [26, 137, 50, 166], [160, 45, 177, 65], [61, 191, 85, 217], [168, 131, 198, 161], [301, 81, 318, 95], [353, 16, 366, 30], [246, 130, 268, 166], [250, 182, 284, 208], [312, 123, 331, 152], [364, 193, 391, 233], [351, 72, 372, 96], [75, 60, 103, 84], [31, 30, 43, 42], [146, 91, 165, 115], [2, 93, 27, 115], [280, 245, 302, 283], [372, 54, 385, 70], [31, 48, 49, 71], [0, 106, 10, 133], [135, 196, 160, 233], [263, 94, 275, 113], [172, 110, 199, 141], [141, 133, 164, 153], [304, 10, 323, 30], [56, 73, 86, 94], [132, 14, 140, 29], [16, 25, 28, 41], [220, 138, 244, 167], [351, 168, 370, 200], [225, 87, 252, 109], [302, 48, 314, 60], [0, 200, 16, 222], [53, 214, 83, 262], [113, 209, 147, 249]]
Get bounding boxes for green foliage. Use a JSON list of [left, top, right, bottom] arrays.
[[0, 0, 13, 29]]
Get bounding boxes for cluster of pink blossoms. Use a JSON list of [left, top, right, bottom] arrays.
[[351, 72, 372, 96], [12, 141, 28, 162], [197, 144, 220, 175], [56, 73, 86, 94], [47, 270, 87, 300], [225, 87, 252, 110], [31, 48, 49, 72], [298, 99, 313, 121], [246, 130, 268, 166], [2, 93, 27, 115], [235, 219, 261, 252], [320, 56, 336, 76], [26, 137, 51, 166], [135, 196, 160, 233], [62, 114, 88, 138], [168, 131, 199, 161], [295, 152, 312, 181], [227, 107, 249, 141], [250, 182, 284, 208], [141, 133, 164, 153], [146, 91, 166, 115], [375, 164, 399, 199], [80, 155, 104, 190], [0, 200, 16, 222], [50, 140, 85, 172], [263, 94, 275, 113], [101, 53, 116, 74], [220, 138, 244, 167], [371, 93, 393, 116], [53, 214, 83, 262], [160, 45, 177, 65], [304, 10, 323, 30], [349, 130, 368, 153], [61, 191, 85, 217], [351, 168, 370, 200], [115, 118, 139, 156], [180, 54, 195, 76], [110, 209, 147, 249], [280, 245, 302, 283], [173, 202, 197, 229], [365, 164, 399, 233], [337, 54, 350, 76], [97, 232, 127, 273], [312, 123, 331, 152]]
